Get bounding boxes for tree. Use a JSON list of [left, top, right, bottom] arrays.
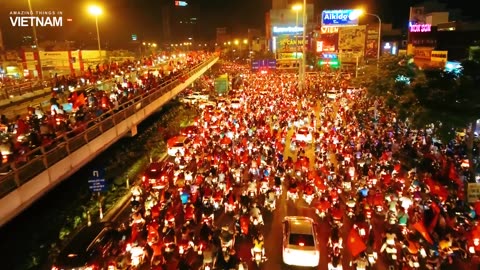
[[352, 55, 418, 120]]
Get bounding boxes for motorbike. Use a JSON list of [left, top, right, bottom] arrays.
[[202, 248, 215, 270], [203, 194, 213, 208], [265, 198, 276, 212], [406, 253, 421, 269], [163, 236, 176, 253], [201, 213, 214, 227], [220, 231, 235, 253], [253, 249, 266, 267], [236, 215, 250, 237], [387, 211, 398, 225], [316, 208, 327, 219], [251, 214, 263, 227], [287, 189, 299, 202], [213, 196, 223, 211], [274, 185, 282, 198], [126, 244, 146, 268], [184, 204, 196, 224], [303, 192, 315, 205], [178, 239, 193, 257], [328, 254, 343, 270], [346, 199, 356, 219], [384, 243, 398, 266], [259, 182, 269, 195], [224, 201, 236, 214], [366, 249, 378, 266]]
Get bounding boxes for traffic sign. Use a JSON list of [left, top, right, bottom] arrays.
[[88, 168, 107, 192]]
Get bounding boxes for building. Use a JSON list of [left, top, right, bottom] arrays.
[[266, 3, 315, 69], [20, 49, 108, 79], [408, 5, 480, 68]]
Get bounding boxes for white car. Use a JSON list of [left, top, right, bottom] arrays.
[[167, 135, 192, 156], [180, 96, 198, 105], [294, 127, 313, 143], [327, 89, 340, 99], [282, 216, 319, 267], [198, 100, 216, 110], [230, 98, 242, 109], [189, 91, 209, 101]]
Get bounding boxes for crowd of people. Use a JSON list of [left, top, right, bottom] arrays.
[[0, 52, 213, 168], [114, 62, 480, 269]]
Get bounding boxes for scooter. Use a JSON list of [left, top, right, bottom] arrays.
[[303, 193, 315, 205], [265, 199, 276, 212], [253, 249, 266, 267]]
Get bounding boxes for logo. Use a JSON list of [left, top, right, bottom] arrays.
[[9, 10, 63, 27]]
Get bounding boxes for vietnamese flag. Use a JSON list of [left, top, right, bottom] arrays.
[[413, 221, 433, 244], [448, 162, 463, 186], [73, 93, 86, 110], [424, 177, 448, 200], [428, 201, 441, 233], [347, 228, 367, 257]]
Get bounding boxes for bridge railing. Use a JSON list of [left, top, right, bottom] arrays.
[[0, 56, 217, 199]]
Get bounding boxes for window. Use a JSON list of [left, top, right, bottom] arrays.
[[289, 233, 315, 246]]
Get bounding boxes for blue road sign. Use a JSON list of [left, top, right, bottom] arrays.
[[88, 168, 107, 192]]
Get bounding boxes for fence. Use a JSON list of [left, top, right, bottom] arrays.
[[0, 56, 217, 199]]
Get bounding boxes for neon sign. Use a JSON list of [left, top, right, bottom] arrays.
[[272, 26, 303, 33], [409, 22, 431, 32]]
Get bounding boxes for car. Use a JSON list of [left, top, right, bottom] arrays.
[[326, 89, 340, 99], [167, 135, 192, 156], [198, 100, 216, 110], [230, 98, 242, 109], [180, 96, 198, 105], [51, 222, 121, 270], [142, 162, 171, 189], [294, 126, 313, 143], [282, 216, 320, 268], [189, 91, 209, 101]]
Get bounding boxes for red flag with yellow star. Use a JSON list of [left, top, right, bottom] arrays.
[[347, 228, 367, 257]]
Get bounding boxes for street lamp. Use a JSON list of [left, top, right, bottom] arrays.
[[354, 9, 382, 68], [26, 0, 43, 79], [88, 5, 103, 61], [234, 39, 239, 45], [291, 4, 302, 61]]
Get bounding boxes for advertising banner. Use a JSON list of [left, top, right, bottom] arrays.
[[321, 10, 359, 28], [276, 34, 304, 54], [338, 25, 366, 54], [365, 24, 379, 59], [413, 47, 432, 60], [317, 33, 338, 53], [409, 7, 426, 24]]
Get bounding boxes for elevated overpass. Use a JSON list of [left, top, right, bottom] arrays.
[[0, 56, 219, 227]]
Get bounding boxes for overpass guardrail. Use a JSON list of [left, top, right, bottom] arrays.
[[0, 56, 218, 199]]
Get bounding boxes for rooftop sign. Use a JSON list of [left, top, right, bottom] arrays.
[[321, 9, 359, 27]]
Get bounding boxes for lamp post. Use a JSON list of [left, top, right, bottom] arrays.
[[27, 0, 43, 80], [300, 0, 307, 92], [88, 5, 103, 62], [291, 4, 302, 61]]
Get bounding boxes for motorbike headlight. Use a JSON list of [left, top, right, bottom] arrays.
[[469, 246, 476, 254]]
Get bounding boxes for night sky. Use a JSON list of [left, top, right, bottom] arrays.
[[0, 0, 477, 49]]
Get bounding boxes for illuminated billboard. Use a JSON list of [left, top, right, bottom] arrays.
[[321, 10, 359, 28]]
